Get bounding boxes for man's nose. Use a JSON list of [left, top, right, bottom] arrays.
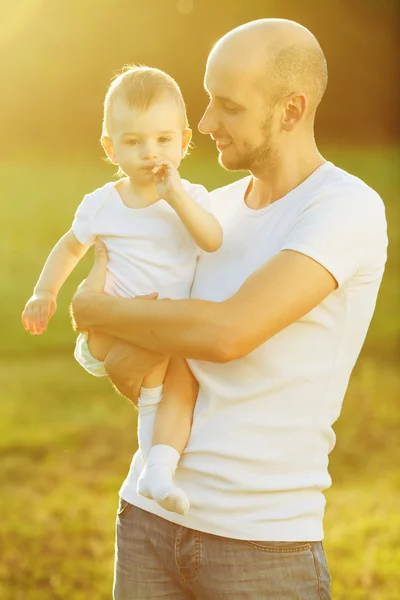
[[198, 103, 218, 135]]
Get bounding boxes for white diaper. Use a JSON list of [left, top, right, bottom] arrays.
[[74, 333, 107, 377]]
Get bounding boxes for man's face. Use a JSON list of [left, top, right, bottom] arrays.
[[198, 57, 279, 173]]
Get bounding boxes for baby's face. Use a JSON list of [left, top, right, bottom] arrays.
[[108, 95, 190, 182]]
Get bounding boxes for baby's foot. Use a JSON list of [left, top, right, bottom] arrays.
[[137, 444, 190, 515], [138, 463, 190, 515]]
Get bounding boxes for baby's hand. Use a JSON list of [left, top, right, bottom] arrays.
[[21, 291, 57, 335], [152, 160, 183, 202]]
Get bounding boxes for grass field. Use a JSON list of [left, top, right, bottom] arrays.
[[1, 147, 399, 599]]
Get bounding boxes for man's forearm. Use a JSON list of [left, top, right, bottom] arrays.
[[73, 293, 233, 362]]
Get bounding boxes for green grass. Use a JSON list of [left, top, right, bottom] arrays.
[[1, 147, 399, 599]]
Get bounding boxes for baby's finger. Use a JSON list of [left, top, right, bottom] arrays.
[[33, 305, 42, 335], [28, 317, 36, 335], [40, 305, 49, 331], [150, 159, 162, 167], [23, 307, 35, 333], [21, 308, 29, 330], [159, 159, 174, 171], [152, 162, 168, 174]]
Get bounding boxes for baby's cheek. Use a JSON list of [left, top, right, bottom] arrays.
[[170, 150, 183, 168]]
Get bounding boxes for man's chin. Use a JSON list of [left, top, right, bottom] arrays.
[[217, 151, 248, 172]]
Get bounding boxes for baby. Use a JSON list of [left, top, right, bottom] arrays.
[[21, 65, 223, 515]]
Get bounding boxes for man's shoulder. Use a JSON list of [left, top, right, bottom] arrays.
[[310, 163, 385, 217], [324, 163, 380, 196]]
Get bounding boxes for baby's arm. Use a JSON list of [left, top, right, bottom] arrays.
[[22, 229, 89, 335], [167, 187, 223, 253], [153, 160, 223, 252]]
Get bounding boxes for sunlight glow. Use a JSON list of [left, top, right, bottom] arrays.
[[0, 0, 44, 48]]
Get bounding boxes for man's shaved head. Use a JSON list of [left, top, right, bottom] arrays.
[[209, 19, 328, 117], [199, 19, 328, 174]]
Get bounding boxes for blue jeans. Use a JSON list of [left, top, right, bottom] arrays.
[[113, 500, 331, 600]]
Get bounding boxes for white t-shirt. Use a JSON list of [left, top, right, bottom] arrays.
[[72, 179, 212, 300], [120, 162, 388, 541]]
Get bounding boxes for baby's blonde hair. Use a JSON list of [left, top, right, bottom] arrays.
[[102, 65, 189, 137]]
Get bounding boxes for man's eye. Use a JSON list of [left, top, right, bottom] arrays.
[[223, 104, 240, 114], [158, 137, 172, 143]]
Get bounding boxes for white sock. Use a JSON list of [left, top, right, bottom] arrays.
[[137, 444, 190, 516], [137, 385, 163, 462]]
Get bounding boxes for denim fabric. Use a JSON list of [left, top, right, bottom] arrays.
[[113, 501, 331, 600]]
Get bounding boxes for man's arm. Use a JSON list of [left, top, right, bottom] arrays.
[[72, 245, 337, 363]]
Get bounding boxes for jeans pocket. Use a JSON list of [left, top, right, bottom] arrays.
[[242, 540, 312, 553], [117, 498, 134, 520]]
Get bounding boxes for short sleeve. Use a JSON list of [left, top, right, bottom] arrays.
[[182, 180, 213, 213], [282, 188, 388, 287], [71, 186, 109, 246]]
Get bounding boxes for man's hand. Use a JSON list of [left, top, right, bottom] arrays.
[[71, 239, 108, 332], [79, 238, 108, 295], [70, 238, 158, 333]]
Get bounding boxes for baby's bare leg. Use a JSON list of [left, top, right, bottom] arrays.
[[104, 340, 168, 405], [137, 357, 199, 515], [87, 331, 115, 361], [152, 356, 199, 454]]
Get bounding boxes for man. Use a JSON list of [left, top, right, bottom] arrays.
[[72, 18, 387, 600]]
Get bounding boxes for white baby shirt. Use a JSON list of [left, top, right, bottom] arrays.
[[72, 179, 212, 300]]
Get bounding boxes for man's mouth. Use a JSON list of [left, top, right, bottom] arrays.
[[215, 140, 233, 150]]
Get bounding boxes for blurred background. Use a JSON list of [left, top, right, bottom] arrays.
[[1, 1, 399, 598]]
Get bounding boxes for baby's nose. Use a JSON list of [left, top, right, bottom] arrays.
[[141, 145, 158, 160]]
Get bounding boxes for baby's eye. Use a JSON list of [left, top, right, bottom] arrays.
[[158, 137, 172, 144], [126, 139, 139, 145]]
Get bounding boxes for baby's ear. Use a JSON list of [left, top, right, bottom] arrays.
[[181, 129, 192, 157], [101, 136, 118, 165]]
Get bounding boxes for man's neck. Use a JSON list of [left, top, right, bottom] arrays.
[[245, 147, 326, 211]]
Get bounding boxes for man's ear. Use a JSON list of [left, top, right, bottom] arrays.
[[181, 129, 192, 157], [282, 93, 308, 131], [101, 136, 118, 164]]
